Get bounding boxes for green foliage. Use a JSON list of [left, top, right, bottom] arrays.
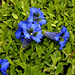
[[56, 63, 63, 75], [0, 0, 75, 75]]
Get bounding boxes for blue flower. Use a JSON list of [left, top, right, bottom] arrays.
[[21, 21, 43, 43], [22, 38, 32, 48], [27, 7, 47, 26], [44, 26, 69, 50], [15, 21, 44, 47], [15, 21, 28, 40], [0, 59, 9, 75], [55, 26, 69, 50], [44, 32, 58, 41], [0, 59, 3, 64]]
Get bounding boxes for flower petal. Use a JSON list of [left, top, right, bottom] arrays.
[[37, 8, 40, 13], [30, 7, 37, 14], [1, 62, 9, 71], [21, 35, 24, 42], [22, 38, 32, 48], [30, 24, 37, 30], [0, 59, 3, 64], [45, 32, 58, 41], [1, 59, 8, 66], [38, 11, 45, 19], [55, 32, 62, 41], [64, 38, 68, 41], [27, 15, 33, 22], [2, 59, 8, 62], [15, 27, 22, 39], [36, 31, 44, 39], [63, 32, 69, 38], [38, 19, 47, 25], [18, 21, 28, 28], [61, 26, 67, 33], [23, 31, 30, 39], [31, 36, 41, 43], [59, 46, 63, 50], [59, 41, 66, 47], [30, 23, 41, 31], [2, 71, 6, 75]]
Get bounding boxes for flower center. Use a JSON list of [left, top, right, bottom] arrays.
[[33, 13, 40, 17], [59, 33, 65, 41], [59, 37, 64, 41], [60, 33, 65, 37], [60, 37, 62, 39], [27, 28, 38, 36], [29, 28, 33, 33], [28, 28, 33, 36], [30, 33, 33, 35], [33, 32, 38, 37], [33, 13, 40, 22]]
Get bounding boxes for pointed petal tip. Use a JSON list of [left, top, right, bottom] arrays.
[[1, 62, 9, 71], [61, 26, 67, 33]]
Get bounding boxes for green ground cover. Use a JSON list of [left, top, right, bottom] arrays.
[[0, 0, 75, 75]]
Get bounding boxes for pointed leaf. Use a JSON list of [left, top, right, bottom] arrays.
[[56, 63, 63, 75]]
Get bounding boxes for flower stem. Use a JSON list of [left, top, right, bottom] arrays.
[[42, 30, 46, 35], [69, 50, 75, 58]]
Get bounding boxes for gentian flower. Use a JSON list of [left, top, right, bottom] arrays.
[[44, 32, 58, 41], [0, 59, 9, 75], [15, 21, 28, 42], [27, 7, 47, 26], [22, 38, 32, 48], [15, 21, 44, 48], [44, 26, 69, 50]]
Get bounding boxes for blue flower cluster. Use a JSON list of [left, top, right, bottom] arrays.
[[0, 59, 9, 75], [44, 26, 69, 50], [15, 7, 69, 50], [15, 7, 47, 48]]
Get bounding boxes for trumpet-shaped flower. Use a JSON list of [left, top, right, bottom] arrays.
[[15, 21, 44, 48], [27, 7, 47, 26], [44, 26, 69, 50], [44, 32, 58, 41], [22, 38, 32, 48]]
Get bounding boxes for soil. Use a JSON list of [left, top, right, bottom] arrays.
[[0, 0, 2, 5]]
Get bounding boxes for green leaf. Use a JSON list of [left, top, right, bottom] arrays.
[[48, 42, 54, 53], [31, 0, 36, 6], [16, 61, 26, 69], [56, 63, 63, 75], [3, 20, 13, 29], [2, 0, 6, 6], [67, 67, 75, 75], [35, 57, 41, 65], [36, 44, 44, 57], [10, 66, 15, 75], [6, 56, 15, 65], [51, 50, 61, 65], [20, 51, 26, 63], [69, 31, 74, 44], [10, 0, 18, 5], [72, 59, 75, 69], [25, 65, 31, 75], [12, 13, 18, 19], [43, 38, 50, 46], [31, 67, 36, 75]]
